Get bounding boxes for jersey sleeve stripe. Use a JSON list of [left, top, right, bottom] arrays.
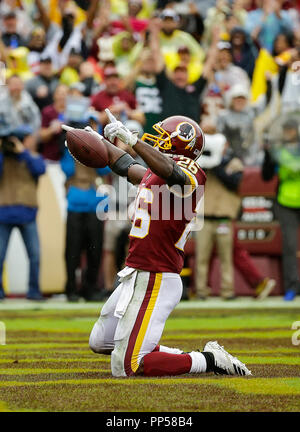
[[180, 167, 198, 192], [167, 166, 198, 198]]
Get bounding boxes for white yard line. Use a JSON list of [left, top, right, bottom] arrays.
[[0, 296, 299, 311]]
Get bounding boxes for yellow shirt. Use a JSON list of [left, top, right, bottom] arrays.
[[59, 67, 79, 86], [164, 52, 203, 84], [159, 30, 205, 64], [110, 0, 154, 18]]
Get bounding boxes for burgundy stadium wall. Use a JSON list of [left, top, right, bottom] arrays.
[[185, 167, 300, 296]]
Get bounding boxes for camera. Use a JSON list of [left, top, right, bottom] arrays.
[[0, 125, 33, 155], [1, 136, 16, 153]]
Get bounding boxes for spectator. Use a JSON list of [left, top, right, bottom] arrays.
[[59, 48, 84, 86], [89, 0, 147, 59], [26, 56, 59, 111], [26, 27, 52, 74], [278, 47, 300, 112], [0, 131, 46, 300], [217, 83, 256, 164], [250, 30, 295, 106], [124, 49, 163, 134], [109, 0, 153, 19], [148, 19, 218, 122], [164, 45, 204, 84], [5, 47, 33, 81], [61, 115, 110, 302], [175, 2, 205, 43], [196, 126, 244, 300], [39, 84, 68, 161], [110, 31, 144, 77], [214, 41, 250, 95], [232, 234, 276, 299], [230, 26, 258, 79], [203, 0, 247, 47], [89, 3, 117, 60], [1, 11, 27, 48], [158, 8, 205, 62], [79, 61, 101, 97], [39, 5, 88, 70], [111, 0, 149, 35], [273, 30, 295, 64], [262, 118, 300, 300], [0, 0, 33, 39], [200, 84, 225, 128], [91, 66, 145, 126], [0, 75, 41, 134], [245, 0, 294, 53]]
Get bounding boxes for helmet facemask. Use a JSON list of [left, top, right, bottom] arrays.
[[142, 122, 178, 153], [142, 117, 205, 161]]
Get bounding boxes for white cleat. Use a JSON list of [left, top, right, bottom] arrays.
[[255, 278, 276, 300], [203, 341, 252, 376]]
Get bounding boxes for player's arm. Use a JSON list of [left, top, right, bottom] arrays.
[[62, 124, 146, 185], [132, 138, 191, 189], [102, 136, 147, 185], [103, 109, 193, 190]]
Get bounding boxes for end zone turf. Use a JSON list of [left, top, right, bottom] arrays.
[[0, 299, 299, 412]]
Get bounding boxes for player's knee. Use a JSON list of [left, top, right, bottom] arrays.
[[89, 333, 104, 353], [89, 321, 113, 354]]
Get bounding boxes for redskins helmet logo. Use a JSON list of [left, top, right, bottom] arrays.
[[176, 122, 196, 142], [175, 122, 196, 150]]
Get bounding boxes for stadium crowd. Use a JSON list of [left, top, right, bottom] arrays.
[[0, 0, 299, 301]]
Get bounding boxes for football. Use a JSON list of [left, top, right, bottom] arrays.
[[65, 128, 109, 168]]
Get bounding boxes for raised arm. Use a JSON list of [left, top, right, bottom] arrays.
[[86, 0, 100, 30], [92, 0, 111, 40], [148, 18, 165, 74], [201, 26, 220, 80], [103, 136, 147, 185], [103, 109, 192, 189], [35, 0, 51, 32]]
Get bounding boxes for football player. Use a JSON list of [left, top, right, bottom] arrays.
[[85, 109, 252, 377]]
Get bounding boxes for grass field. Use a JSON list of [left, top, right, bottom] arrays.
[[0, 298, 300, 412]]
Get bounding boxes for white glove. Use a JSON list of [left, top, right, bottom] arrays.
[[84, 125, 104, 140], [62, 124, 104, 141], [61, 124, 74, 132], [104, 108, 138, 147]]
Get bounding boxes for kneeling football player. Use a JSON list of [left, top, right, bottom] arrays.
[[76, 109, 252, 377]]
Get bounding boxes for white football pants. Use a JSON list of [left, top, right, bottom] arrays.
[[89, 267, 182, 377]]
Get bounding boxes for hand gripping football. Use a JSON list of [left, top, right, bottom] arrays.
[[63, 126, 108, 168]]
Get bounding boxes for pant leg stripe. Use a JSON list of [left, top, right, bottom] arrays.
[[124, 273, 155, 376], [124, 272, 162, 376], [131, 272, 162, 372]]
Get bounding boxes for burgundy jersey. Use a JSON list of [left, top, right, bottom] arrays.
[[126, 156, 206, 273]]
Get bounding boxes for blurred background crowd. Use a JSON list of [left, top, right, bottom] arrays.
[[0, 0, 299, 302]]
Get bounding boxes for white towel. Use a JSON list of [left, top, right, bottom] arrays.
[[114, 267, 137, 319]]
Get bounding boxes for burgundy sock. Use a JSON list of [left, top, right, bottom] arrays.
[[143, 351, 192, 376]]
